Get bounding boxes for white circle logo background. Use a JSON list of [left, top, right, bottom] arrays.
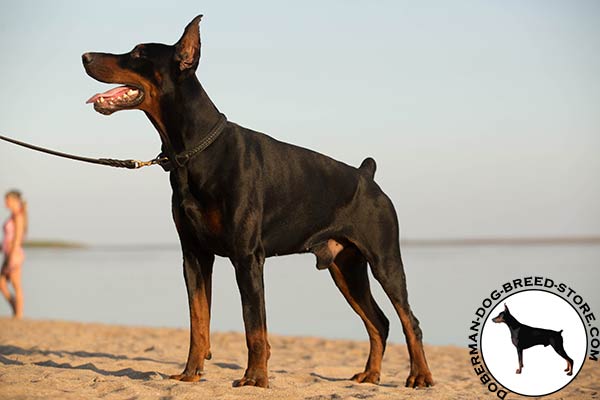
[[480, 290, 587, 396]]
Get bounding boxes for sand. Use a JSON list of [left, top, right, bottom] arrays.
[[0, 318, 598, 399]]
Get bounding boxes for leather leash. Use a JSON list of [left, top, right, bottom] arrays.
[[0, 114, 227, 172]]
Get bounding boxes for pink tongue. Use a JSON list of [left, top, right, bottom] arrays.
[[86, 86, 132, 104]]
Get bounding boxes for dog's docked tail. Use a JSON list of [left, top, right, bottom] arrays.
[[358, 157, 377, 179]]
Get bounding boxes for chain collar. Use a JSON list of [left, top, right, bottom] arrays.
[[158, 113, 227, 172]]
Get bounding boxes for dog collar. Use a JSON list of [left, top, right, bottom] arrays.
[[158, 114, 227, 171]]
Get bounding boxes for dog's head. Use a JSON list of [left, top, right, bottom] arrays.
[[491, 303, 511, 323], [82, 15, 203, 119]]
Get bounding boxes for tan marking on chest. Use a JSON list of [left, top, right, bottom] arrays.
[[203, 207, 223, 236]]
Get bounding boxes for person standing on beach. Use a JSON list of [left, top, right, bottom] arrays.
[[0, 190, 27, 319]]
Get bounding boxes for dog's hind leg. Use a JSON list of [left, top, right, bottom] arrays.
[[328, 246, 389, 384], [550, 334, 573, 375], [368, 252, 434, 388], [170, 206, 215, 382]]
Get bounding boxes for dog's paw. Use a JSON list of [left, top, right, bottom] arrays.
[[515, 368, 522, 374], [233, 371, 269, 388], [169, 373, 202, 382], [405, 371, 434, 388], [351, 370, 380, 384]]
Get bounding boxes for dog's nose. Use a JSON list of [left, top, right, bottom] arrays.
[[82, 52, 94, 65]]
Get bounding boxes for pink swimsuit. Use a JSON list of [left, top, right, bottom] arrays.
[[2, 216, 24, 275]]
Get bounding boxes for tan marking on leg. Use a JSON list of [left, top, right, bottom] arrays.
[[329, 248, 387, 384], [171, 260, 212, 381], [396, 307, 434, 387], [234, 328, 270, 388]]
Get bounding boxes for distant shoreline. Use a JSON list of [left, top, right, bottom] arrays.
[[22, 236, 600, 250], [23, 240, 86, 249], [402, 236, 600, 247]]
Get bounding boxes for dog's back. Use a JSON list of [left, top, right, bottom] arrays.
[[209, 125, 389, 256], [517, 324, 563, 349]]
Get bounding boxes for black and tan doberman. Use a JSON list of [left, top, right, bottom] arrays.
[[82, 15, 433, 389], [492, 304, 573, 375]]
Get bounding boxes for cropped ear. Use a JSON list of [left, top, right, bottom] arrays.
[[174, 15, 203, 73], [504, 303, 509, 311]]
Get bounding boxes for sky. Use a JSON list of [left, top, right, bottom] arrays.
[[0, 1, 599, 245]]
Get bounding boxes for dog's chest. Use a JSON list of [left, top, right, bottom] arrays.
[[171, 169, 225, 239], [511, 327, 521, 347]]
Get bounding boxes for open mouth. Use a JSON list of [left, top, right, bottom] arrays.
[[86, 85, 144, 115]]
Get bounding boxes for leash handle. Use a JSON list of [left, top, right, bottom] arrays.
[[97, 158, 164, 169]]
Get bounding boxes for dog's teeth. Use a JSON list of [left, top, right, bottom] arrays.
[[123, 94, 129, 99], [108, 100, 114, 105], [98, 97, 105, 103], [127, 89, 135, 95]]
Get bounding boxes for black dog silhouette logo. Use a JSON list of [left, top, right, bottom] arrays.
[[481, 290, 586, 396], [491, 303, 573, 375]]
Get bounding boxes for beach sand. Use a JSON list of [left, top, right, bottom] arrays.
[[0, 318, 597, 399]]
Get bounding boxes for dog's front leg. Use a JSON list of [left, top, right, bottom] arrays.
[[170, 249, 215, 382], [170, 206, 215, 382], [232, 252, 270, 388], [516, 348, 523, 374]]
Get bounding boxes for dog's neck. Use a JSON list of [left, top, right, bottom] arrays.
[[503, 312, 522, 329], [147, 76, 222, 155]]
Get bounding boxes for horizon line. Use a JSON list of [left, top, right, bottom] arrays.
[[24, 235, 600, 249]]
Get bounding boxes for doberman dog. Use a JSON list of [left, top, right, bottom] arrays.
[[82, 15, 433, 388], [492, 304, 573, 375]]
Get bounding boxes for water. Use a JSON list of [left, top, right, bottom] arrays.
[[2, 244, 598, 346]]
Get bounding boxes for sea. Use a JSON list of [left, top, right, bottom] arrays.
[[2, 243, 598, 346]]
